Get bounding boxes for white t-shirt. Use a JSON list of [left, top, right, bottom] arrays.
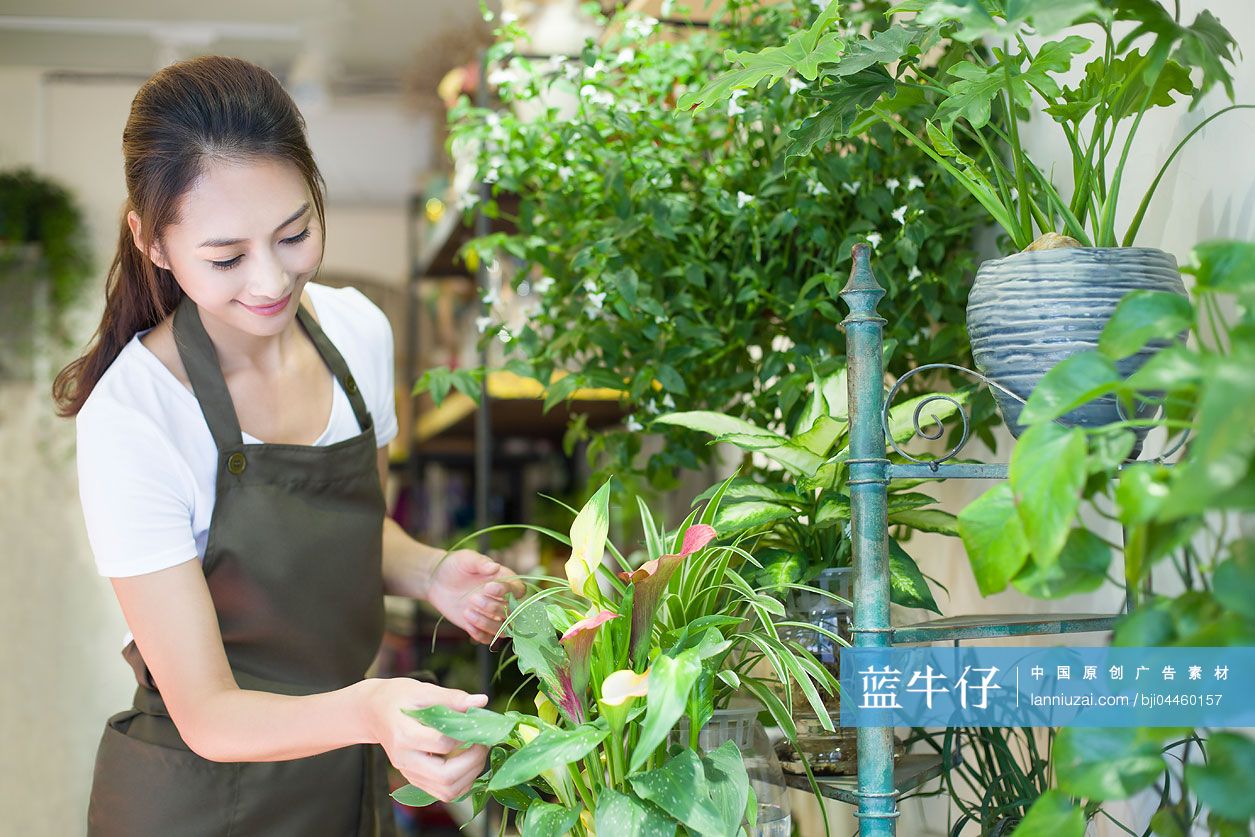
[[76, 282, 398, 579]]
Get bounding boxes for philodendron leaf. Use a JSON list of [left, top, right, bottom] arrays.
[[521, 800, 582, 837], [1019, 351, 1121, 425], [391, 784, 440, 808], [1011, 789, 1086, 837], [958, 483, 1029, 595], [702, 740, 751, 835], [794, 415, 848, 458], [1098, 290, 1192, 360], [785, 66, 897, 160], [1012, 527, 1110, 600], [888, 539, 940, 613], [1054, 727, 1165, 800], [629, 749, 726, 836], [630, 649, 702, 772], [1009, 422, 1088, 567], [655, 411, 822, 476], [1184, 732, 1255, 822], [488, 723, 609, 791], [594, 788, 677, 837], [712, 500, 796, 537]]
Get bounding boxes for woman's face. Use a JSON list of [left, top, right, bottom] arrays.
[[137, 156, 323, 338]]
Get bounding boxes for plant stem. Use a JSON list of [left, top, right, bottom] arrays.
[[1001, 46, 1035, 241], [569, 762, 596, 812]]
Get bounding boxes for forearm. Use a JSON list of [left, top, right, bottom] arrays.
[[182, 678, 379, 763], [381, 516, 442, 600]]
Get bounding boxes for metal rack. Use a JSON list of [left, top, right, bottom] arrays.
[[814, 244, 1118, 835]]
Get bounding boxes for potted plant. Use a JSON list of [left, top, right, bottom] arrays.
[[0, 168, 93, 375], [392, 477, 844, 834], [425, 0, 993, 490], [950, 240, 1255, 834], [680, 1, 1246, 439]]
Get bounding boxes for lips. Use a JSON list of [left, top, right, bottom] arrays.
[[240, 293, 292, 317]]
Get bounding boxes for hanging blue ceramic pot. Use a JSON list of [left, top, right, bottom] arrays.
[[966, 246, 1186, 441]]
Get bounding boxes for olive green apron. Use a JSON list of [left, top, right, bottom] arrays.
[[87, 294, 395, 836]]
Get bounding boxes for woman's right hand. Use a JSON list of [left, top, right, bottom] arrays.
[[360, 678, 490, 802]]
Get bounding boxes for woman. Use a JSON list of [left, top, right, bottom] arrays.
[[54, 55, 520, 835]]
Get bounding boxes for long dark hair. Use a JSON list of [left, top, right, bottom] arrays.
[[53, 55, 326, 417]]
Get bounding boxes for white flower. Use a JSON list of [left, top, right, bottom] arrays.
[[842, 181, 861, 195], [907, 175, 924, 190], [584, 305, 602, 320], [654, 314, 667, 325], [866, 232, 882, 249], [908, 266, 922, 281], [885, 177, 900, 192], [534, 276, 556, 294], [588, 291, 607, 309], [892, 205, 908, 225], [583, 279, 600, 294], [564, 150, 576, 162], [771, 334, 794, 353], [728, 89, 747, 117], [661, 0, 675, 15], [616, 48, 636, 65], [475, 316, 493, 334], [488, 67, 520, 88], [788, 77, 807, 95], [582, 60, 608, 80], [625, 415, 644, 432], [497, 328, 513, 343], [808, 180, 830, 196], [558, 166, 574, 180], [500, 10, 518, 24], [747, 345, 764, 363], [625, 15, 659, 39], [483, 166, 500, 184], [661, 394, 675, 410], [482, 286, 500, 306], [737, 191, 755, 208]]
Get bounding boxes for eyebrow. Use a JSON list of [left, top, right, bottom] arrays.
[[197, 202, 311, 248]]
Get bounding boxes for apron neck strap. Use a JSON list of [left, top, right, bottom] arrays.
[[171, 294, 374, 453]]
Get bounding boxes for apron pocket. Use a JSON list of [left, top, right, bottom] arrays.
[[87, 711, 238, 837]]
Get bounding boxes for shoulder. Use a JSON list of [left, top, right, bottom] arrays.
[[305, 282, 391, 336]]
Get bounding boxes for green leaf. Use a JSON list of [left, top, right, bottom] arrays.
[[919, 0, 1101, 40], [794, 415, 848, 457], [1054, 728, 1165, 801], [488, 723, 609, 791], [1115, 464, 1171, 525], [401, 705, 523, 746], [702, 741, 751, 835], [568, 479, 613, 596], [1184, 733, 1255, 821], [630, 650, 702, 773], [826, 25, 920, 78], [712, 500, 796, 536], [958, 483, 1030, 595], [935, 61, 1009, 132], [1012, 789, 1086, 837], [1012, 528, 1110, 599], [655, 412, 823, 476], [629, 749, 725, 836], [695, 477, 802, 508], [507, 597, 569, 706], [886, 389, 969, 445], [1213, 546, 1255, 620], [1009, 422, 1088, 566], [1098, 290, 1192, 360], [785, 66, 897, 160], [391, 784, 440, 807], [888, 508, 959, 535], [1185, 240, 1255, 294], [888, 539, 940, 613], [1020, 35, 1092, 99], [594, 789, 677, 837], [1019, 351, 1121, 424], [521, 800, 582, 837]]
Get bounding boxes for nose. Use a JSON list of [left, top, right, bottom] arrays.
[[245, 247, 292, 302]]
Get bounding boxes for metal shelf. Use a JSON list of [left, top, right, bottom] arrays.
[[784, 752, 958, 805], [891, 613, 1116, 645]]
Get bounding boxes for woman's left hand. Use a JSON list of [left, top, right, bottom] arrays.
[[426, 550, 524, 645]]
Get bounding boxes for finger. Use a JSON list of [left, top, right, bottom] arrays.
[[408, 725, 459, 756]]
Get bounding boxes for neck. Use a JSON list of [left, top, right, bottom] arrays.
[[197, 298, 305, 377]]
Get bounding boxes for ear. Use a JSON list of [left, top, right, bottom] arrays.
[[126, 210, 171, 271]]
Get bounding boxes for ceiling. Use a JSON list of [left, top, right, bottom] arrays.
[[0, 0, 493, 93]]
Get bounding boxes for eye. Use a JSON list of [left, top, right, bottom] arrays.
[[210, 255, 243, 271], [282, 227, 311, 245]]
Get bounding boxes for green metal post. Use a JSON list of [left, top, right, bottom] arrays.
[[840, 244, 898, 836]]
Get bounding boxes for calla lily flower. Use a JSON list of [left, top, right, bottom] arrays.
[[559, 610, 620, 704], [565, 481, 612, 598], [618, 524, 717, 665], [600, 668, 650, 707]]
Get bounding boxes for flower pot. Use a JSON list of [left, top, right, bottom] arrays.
[[671, 707, 791, 836], [966, 247, 1186, 444]]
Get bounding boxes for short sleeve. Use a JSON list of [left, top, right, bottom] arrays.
[[76, 399, 199, 577]]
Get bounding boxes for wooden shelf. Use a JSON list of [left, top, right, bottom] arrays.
[[785, 752, 957, 805], [891, 613, 1117, 645]]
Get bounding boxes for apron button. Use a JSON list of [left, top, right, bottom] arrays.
[[227, 452, 247, 474], [345, 376, 359, 395]]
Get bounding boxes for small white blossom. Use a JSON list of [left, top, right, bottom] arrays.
[[908, 266, 922, 281], [584, 305, 602, 320], [626, 415, 644, 432], [644, 398, 660, 415], [558, 166, 574, 180], [497, 328, 513, 343], [885, 177, 900, 192], [771, 334, 795, 353], [892, 205, 908, 225], [661, 394, 675, 410], [661, 0, 675, 15], [747, 345, 764, 363], [500, 10, 518, 24], [483, 166, 500, 184], [582, 60, 608, 80], [482, 286, 500, 306], [842, 181, 861, 195], [583, 279, 600, 294], [475, 316, 493, 333], [588, 291, 607, 309], [737, 191, 755, 208], [564, 150, 576, 162], [654, 314, 667, 325], [728, 89, 747, 117], [808, 180, 830, 196], [866, 232, 882, 249], [616, 48, 636, 65], [534, 276, 556, 294], [788, 77, 807, 95], [907, 175, 924, 190], [625, 15, 659, 39]]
